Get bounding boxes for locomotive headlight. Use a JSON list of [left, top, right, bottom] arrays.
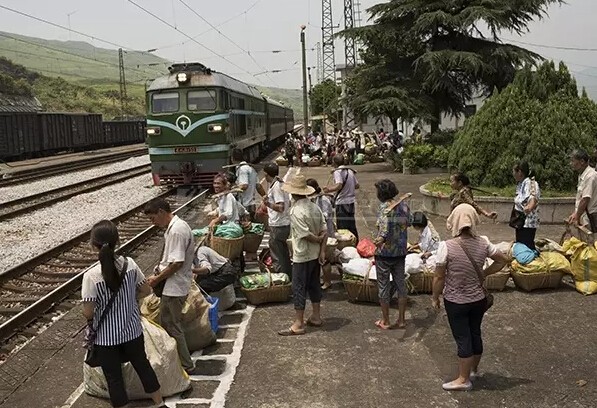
[[147, 127, 161, 136], [208, 123, 223, 132], [176, 72, 189, 83]]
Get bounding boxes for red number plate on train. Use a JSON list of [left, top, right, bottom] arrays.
[[174, 147, 198, 153]]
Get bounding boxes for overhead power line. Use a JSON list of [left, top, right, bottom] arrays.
[[506, 38, 597, 52], [0, 4, 157, 58], [177, 0, 278, 87], [126, 0, 268, 86]]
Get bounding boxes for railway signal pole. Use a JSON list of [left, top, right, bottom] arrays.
[[118, 48, 128, 117]]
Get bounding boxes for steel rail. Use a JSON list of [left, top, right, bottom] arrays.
[[0, 188, 207, 342], [0, 164, 151, 221]]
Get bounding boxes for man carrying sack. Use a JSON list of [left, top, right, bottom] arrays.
[[144, 198, 199, 375], [568, 149, 597, 232], [324, 154, 360, 241]]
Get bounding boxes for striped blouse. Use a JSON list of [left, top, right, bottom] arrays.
[[81, 256, 146, 346]]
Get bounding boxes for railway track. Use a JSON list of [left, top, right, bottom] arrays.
[[0, 164, 151, 222], [0, 188, 207, 343], [0, 146, 148, 187]]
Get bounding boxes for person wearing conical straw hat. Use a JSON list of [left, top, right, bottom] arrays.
[[278, 174, 328, 336]]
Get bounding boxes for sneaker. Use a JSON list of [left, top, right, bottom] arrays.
[[442, 380, 473, 391]]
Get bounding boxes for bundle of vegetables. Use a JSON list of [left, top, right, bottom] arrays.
[[240, 273, 290, 290]]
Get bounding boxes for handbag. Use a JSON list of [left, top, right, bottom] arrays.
[[84, 258, 128, 367], [455, 240, 494, 311], [508, 206, 526, 229]]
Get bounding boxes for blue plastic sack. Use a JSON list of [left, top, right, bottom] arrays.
[[512, 242, 539, 265], [205, 295, 219, 333]]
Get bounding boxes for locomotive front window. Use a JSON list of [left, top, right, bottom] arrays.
[[188, 90, 217, 111], [152, 92, 179, 113]]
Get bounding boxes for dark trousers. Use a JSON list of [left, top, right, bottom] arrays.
[[245, 205, 256, 222], [96, 335, 160, 408], [196, 262, 237, 293], [444, 298, 487, 358], [292, 259, 322, 310], [336, 203, 359, 242], [515, 227, 537, 250], [269, 225, 292, 277]]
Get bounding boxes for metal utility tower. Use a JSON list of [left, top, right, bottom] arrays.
[[342, 0, 357, 128], [118, 48, 127, 116], [344, 0, 356, 69], [321, 0, 336, 82], [315, 42, 323, 84], [354, 1, 363, 64]]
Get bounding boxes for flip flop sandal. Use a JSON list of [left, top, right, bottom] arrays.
[[375, 320, 391, 330], [278, 327, 306, 336]]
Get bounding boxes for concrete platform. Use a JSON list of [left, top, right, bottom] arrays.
[[1, 161, 595, 408]]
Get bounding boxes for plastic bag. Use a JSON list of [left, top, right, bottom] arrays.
[[214, 223, 244, 238], [83, 318, 191, 400], [512, 242, 539, 265], [405, 253, 424, 275], [562, 238, 597, 295], [353, 153, 365, 165], [141, 283, 216, 352], [511, 251, 570, 275], [210, 284, 236, 311], [240, 273, 290, 289], [342, 258, 373, 278], [340, 247, 360, 263], [356, 238, 376, 258]]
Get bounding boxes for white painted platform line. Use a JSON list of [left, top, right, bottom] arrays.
[[60, 383, 85, 408], [164, 304, 255, 408]]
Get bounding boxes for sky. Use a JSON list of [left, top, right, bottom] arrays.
[[0, 0, 596, 89]]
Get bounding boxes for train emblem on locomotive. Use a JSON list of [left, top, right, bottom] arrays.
[[145, 62, 294, 186]]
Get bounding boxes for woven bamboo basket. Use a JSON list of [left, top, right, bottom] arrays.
[[243, 233, 264, 254], [342, 265, 379, 303], [210, 235, 244, 260], [337, 237, 357, 250], [308, 158, 322, 167], [241, 270, 292, 305], [510, 270, 565, 292], [485, 271, 511, 291], [407, 270, 434, 294], [275, 158, 289, 167]]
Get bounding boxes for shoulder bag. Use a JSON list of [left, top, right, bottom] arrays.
[[332, 169, 351, 208], [455, 240, 493, 311], [84, 258, 128, 367]]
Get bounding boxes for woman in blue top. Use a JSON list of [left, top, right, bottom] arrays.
[[512, 161, 540, 250], [373, 179, 411, 330]]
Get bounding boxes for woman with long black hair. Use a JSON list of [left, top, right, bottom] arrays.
[[82, 220, 165, 408]]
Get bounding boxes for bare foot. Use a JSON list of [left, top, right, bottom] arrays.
[[395, 320, 406, 329], [375, 319, 392, 330]]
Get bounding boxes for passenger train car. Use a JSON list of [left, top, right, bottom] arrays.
[[145, 63, 294, 186]]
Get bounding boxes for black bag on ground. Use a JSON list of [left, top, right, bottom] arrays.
[[509, 206, 526, 229]]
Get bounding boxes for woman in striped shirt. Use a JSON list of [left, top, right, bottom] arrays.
[[431, 205, 509, 392], [82, 220, 165, 408]]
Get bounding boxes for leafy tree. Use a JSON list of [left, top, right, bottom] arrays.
[[449, 61, 597, 191], [343, 0, 562, 130], [310, 79, 341, 122]]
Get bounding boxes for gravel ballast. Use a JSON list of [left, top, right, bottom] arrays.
[[0, 156, 151, 204], [0, 174, 161, 273]]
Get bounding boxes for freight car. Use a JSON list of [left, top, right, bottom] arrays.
[[145, 62, 294, 186], [0, 113, 146, 161]]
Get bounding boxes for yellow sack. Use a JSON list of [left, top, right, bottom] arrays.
[[511, 251, 570, 275], [562, 237, 597, 295]]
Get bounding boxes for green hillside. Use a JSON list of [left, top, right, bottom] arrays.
[[0, 31, 302, 118]]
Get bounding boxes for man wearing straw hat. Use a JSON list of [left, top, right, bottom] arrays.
[[278, 174, 328, 336]]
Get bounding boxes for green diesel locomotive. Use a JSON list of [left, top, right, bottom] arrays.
[[146, 63, 294, 186]]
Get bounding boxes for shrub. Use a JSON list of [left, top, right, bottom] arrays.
[[427, 129, 455, 146], [449, 61, 597, 190]]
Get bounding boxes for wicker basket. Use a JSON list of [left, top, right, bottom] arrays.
[[210, 235, 244, 260], [241, 270, 292, 305], [511, 270, 565, 292], [342, 264, 379, 303], [485, 271, 510, 291], [407, 271, 434, 294], [275, 158, 289, 167], [308, 158, 322, 167], [243, 233, 264, 254]]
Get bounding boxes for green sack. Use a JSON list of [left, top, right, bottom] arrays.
[[353, 153, 365, 165], [192, 227, 210, 237], [213, 223, 244, 238], [249, 223, 265, 235]]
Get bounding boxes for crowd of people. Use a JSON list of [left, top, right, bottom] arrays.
[[80, 142, 597, 405]]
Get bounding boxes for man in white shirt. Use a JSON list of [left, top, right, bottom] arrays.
[[261, 163, 292, 277], [144, 197, 198, 375], [568, 149, 597, 231], [324, 155, 360, 241], [279, 174, 327, 336], [232, 148, 265, 220], [193, 246, 237, 293]]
